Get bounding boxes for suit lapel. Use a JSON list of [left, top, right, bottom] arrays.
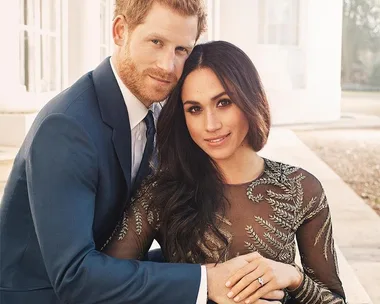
[[92, 57, 132, 194]]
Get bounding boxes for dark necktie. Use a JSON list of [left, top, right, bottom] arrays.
[[133, 110, 156, 193]]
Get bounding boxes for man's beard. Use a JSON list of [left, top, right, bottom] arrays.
[[117, 55, 178, 107]]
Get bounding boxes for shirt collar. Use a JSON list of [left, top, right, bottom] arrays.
[[110, 57, 148, 129]]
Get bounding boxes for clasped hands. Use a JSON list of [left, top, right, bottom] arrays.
[[206, 252, 303, 304]]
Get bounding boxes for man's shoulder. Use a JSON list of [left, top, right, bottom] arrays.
[[44, 72, 96, 115], [33, 72, 103, 129], [27, 72, 105, 143]]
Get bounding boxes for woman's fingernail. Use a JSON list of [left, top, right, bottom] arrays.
[[226, 281, 231, 287], [234, 296, 240, 302], [245, 300, 250, 304], [227, 291, 234, 298]]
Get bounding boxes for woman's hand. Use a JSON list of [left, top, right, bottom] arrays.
[[206, 252, 286, 304], [225, 252, 303, 303]]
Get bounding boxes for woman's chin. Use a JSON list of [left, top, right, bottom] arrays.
[[205, 150, 232, 163]]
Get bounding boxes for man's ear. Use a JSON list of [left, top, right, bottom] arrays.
[[113, 15, 127, 46]]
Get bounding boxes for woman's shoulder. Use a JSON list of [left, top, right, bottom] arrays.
[[263, 158, 328, 221], [263, 158, 324, 195]]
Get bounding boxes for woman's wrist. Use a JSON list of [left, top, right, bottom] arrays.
[[287, 264, 304, 291]]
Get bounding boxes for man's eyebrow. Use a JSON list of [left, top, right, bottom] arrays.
[[147, 32, 166, 40], [147, 33, 194, 49]]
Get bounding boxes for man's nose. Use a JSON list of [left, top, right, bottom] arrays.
[[156, 49, 176, 74]]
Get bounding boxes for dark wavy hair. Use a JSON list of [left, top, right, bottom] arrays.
[[150, 41, 271, 263]]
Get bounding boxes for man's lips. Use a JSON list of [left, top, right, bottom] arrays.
[[149, 75, 171, 84]]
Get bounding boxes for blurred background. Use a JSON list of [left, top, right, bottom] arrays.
[[0, 0, 379, 303], [0, 0, 378, 116], [342, 0, 380, 91]]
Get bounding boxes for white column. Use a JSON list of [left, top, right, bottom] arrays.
[[206, 0, 220, 41], [212, 0, 220, 40], [67, 0, 101, 85], [305, 0, 343, 120], [306, 0, 343, 91]]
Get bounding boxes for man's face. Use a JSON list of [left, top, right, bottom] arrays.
[[115, 2, 198, 107]]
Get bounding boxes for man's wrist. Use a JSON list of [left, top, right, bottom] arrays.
[[205, 263, 218, 301]]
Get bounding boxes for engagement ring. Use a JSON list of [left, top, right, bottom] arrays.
[[258, 277, 264, 286]]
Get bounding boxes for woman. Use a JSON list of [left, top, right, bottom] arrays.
[[103, 41, 346, 304]]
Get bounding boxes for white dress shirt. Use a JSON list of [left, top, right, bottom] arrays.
[[109, 58, 208, 303]]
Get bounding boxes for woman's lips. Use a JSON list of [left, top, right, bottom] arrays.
[[205, 133, 231, 146]]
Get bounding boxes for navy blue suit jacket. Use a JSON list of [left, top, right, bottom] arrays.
[[0, 58, 201, 304]]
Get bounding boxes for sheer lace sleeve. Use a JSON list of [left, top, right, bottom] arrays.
[[101, 181, 160, 260], [288, 177, 346, 303]]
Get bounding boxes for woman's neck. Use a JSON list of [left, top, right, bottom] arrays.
[[215, 147, 265, 185]]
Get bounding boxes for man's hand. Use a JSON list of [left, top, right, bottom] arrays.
[[206, 253, 255, 302], [206, 252, 284, 303]]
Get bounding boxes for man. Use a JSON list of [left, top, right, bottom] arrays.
[[0, 1, 283, 303]]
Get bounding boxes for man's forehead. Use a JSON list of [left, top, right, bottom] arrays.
[[140, 3, 198, 41]]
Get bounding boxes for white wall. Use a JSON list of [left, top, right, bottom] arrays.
[[0, 0, 108, 146], [0, 0, 109, 106], [0, 0, 343, 126], [214, 0, 343, 124]]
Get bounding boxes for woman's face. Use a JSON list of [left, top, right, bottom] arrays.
[[181, 68, 250, 163]]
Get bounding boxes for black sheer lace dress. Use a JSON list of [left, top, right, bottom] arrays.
[[103, 158, 346, 304]]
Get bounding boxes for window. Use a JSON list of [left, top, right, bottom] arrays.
[[100, 0, 113, 61], [258, 0, 300, 46], [19, 0, 62, 93]]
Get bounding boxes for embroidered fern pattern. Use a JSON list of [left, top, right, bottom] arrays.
[[104, 158, 345, 303], [118, 209, 129, 240], [245, 225, 277, 258]]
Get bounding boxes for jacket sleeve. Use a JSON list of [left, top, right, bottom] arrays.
[[26, 113, 201, 304]]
